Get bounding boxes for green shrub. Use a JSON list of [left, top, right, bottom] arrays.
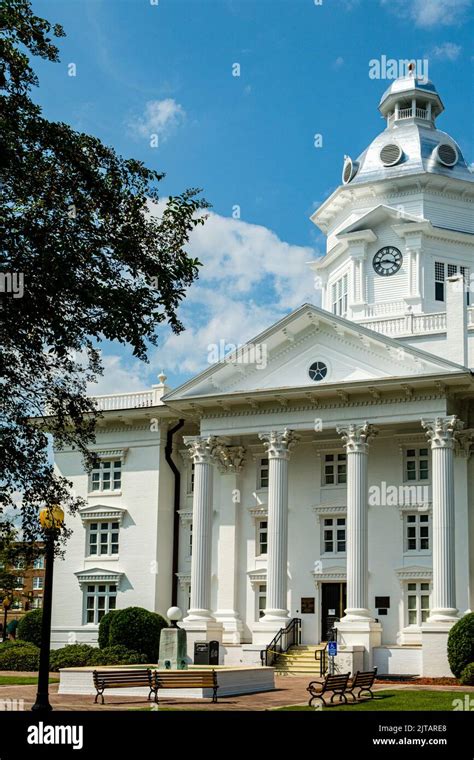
[[17, 609, 42, 647], [0, 643, 39, 671], [447, 613, 474, 678], [459, 662, 474, 686], [90, 645, 148, 666], [0, 639, 34, 650], [49, 644, 96, 671], [108, 607, 167, 661], [98, 609, 119, 649]]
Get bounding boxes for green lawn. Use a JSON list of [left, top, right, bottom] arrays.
[[278, 690, 462, 711], [0, 676, 59, 686]]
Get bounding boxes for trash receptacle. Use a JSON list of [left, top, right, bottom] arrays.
[[194, 640, 220, 665]]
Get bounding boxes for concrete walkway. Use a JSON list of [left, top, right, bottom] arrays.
[[0, 674, 472, 711]]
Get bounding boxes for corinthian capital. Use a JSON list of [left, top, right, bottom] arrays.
[[336, 422, 378, 453], [259, 428, 300, 459], [421, 416, 464, 450], [183, 435, 226, 464], [215, 445, 246, 473]]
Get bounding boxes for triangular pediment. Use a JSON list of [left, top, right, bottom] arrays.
[[164, 304, 466, 402], [336, 204, 426, 238]]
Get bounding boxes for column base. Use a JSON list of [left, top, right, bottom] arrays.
[[251, 615, 290, 646], [213, 610, 243, 645], [179, 619, 224, 664], [421, 619, 458, 677], [426, 608, 459, 623], [334, 618, 382, 670]]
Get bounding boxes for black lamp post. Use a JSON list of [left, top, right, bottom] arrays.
[[32, 505, 64, 713], [2, 597, 11, 642]]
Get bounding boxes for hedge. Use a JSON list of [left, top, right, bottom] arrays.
[[108, 607, 167, 661], [447, 613, 474, 678], [17, 609, 43, 647], [49, 643, 148, 671], [98, 609, 119, 649], [460, 663, 474, 686], [0, 643, 39, 671]]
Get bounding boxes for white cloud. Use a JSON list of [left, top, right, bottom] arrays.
[[86, 353, 149, 396], [128, 98, 185, 141], [149, 210, 321, 376], [381, 0, 472, 27], [333, 57, 345, 69], [427, 42, 462, 61]]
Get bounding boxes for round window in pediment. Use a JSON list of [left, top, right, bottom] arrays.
[[309, 361, 328, 382]]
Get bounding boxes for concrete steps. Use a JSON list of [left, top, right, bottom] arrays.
[[273, 644, 327, 675]]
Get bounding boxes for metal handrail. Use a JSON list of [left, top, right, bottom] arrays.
[[260, 617, 301, 667], [315, 646, 328, 677]]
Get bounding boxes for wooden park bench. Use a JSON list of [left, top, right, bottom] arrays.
[[307, 672, 351, 707], [151, 669, 219, 703], [93, 668, 156, 704], [346, 668, 378, 701]]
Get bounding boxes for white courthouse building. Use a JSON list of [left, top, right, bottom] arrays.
[[51, 75, 474, 677]]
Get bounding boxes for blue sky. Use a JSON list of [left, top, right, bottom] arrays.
[[32, 0, 474, 393]]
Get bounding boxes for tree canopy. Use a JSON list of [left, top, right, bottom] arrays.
[[0, 0, 208, 540]]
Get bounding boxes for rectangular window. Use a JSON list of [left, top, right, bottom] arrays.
[[88, 521, 119, 557], [257, 520, 268, 555], [90, 459, 121, 493], [323, 453, 347, 485], [332, 273, 348, 316], [435, 261, 470, 304], [406, 582, 430, 626], [14, 576, 23, 589], [33, 556, 45, 570], [85, 583, 117, 624], [190, 463, 195, 492], [32, 576, 44, 590], [258, 458, 269, 489], [32, 597, 43, 609], [257, 583, 267, 620], [189, 523, 193, 557], [13, 558, 25, 570], [405, 513, 430, 552], [405, 448, 429, 482], [11, 599, 22, 610], [322, 517, 346, 554]]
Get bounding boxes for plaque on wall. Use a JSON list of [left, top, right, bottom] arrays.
[[375, 596, 390, 608], [301, 597, 315, 614]]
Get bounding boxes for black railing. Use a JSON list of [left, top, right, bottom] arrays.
[[260, 618, 301, 667], [315, 645, 328, 677]]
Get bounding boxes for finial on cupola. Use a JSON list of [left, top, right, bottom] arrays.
[[158, 371, 167, 385]]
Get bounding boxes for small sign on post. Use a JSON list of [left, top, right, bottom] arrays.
[[327, 640, 337, 675]]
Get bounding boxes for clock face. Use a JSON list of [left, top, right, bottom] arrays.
[[372, 246, 403, 277]]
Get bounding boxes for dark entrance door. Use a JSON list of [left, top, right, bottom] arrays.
[[321, 583, 347, 641]]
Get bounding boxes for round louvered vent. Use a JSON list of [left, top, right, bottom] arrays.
[[380, 143, 402, 166], [342, 156, 357, 184], [436, 143, 458, 167]]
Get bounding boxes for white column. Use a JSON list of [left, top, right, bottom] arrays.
[[421, 416, 462, 621], [213, 445, 246, 643], [337, 422, 377, 620], [183, 436, 219, 621], [259, 429, 299, 623]]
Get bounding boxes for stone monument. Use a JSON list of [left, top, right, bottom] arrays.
[[158, 606, 188, 669]]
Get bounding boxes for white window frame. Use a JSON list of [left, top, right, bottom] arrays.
[[404, 513, 430, 554], [33, 556, 45, 570], [257, 457, 269, 490], [32, 597, 43, 609], [188, 523, 193, 558], [321, 516, 347, 556], [84, 583, 117, 625], [404, 447, 430, 483], [256, 519, 268, 556], [257, 583, 267, 620], [434, 261, 470, 304], [87, 520, 120, 558], [32, 576, 44, 590], [13, 558, 25, 570], [89, 459, 122, 494], [186, 462, 195, 495], [405, 581, 431, 627], [322, 452, 347, 486], [331, 273, 348, 316], [14, 576, 23, 589]]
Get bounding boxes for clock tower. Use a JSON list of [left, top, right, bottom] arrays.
[[310, 74, 474, 335]]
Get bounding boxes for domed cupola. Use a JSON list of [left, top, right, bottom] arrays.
[[378, 74, 444, 128]]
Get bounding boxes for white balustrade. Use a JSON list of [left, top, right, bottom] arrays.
[[92, 390, 156, 411]]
